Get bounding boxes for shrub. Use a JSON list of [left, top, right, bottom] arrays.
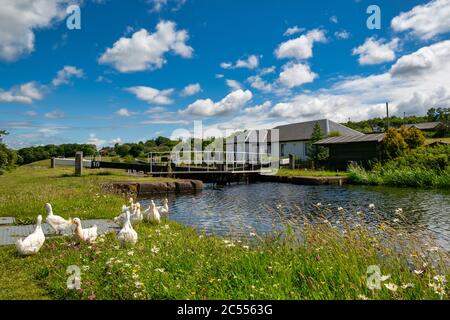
[[399, 126, 425, 149], [381, 128, 407, 160], [349, 145, 450, 188]]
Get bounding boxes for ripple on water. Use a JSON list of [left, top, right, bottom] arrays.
[[140, 182, 450, 250]]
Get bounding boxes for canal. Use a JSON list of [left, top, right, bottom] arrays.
[[141, 182, 450, 250]]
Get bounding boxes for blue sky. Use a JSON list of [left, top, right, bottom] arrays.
[[1, 0, 449, 148]]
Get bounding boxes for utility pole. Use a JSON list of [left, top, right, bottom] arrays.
[[386, 102, 390, 129]]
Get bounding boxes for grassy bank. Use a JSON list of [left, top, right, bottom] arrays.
[[0, 160, 172, 224], [276, 168, 348, 177], [0, 161, 448, 300], [349, 145, 450, 188]]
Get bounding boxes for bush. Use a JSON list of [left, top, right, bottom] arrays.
[[399, 126, 425, 149], [381, 128, 407, 160], [0, 143, 18, 174], [349, 145, 450, 188]]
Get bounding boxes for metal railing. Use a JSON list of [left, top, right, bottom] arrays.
[[146, 151, 275, 174]]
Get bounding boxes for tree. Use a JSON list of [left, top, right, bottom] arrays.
[[155, 136, 171, 146], [381, 128, 407, 160], [399, 126, 425, 149], [308, 122, 328, 161], [116, 144, 131, 157], [129, 144, 144, 157], [0, 143, 18, 174]]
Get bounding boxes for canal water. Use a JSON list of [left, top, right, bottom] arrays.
[[141, 182, 450, 250]]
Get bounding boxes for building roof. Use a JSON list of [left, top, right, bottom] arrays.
[[274, 119, 363, 142], [404, 122, 441, 130], [314, 133, 385, 145]]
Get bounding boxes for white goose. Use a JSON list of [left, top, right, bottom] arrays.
[[114, 203, 143, 226], [144, 200, 161, 224], [117, 210, 138, 247], [157, 198, 169, 216], [123, 197, 135, 212], [45, 203, 73, 234], [73, 218, 98, 243], [16, 215, 46, 256]]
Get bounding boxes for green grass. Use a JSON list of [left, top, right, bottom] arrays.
[[277, 168, 348, 177], [348, 145, 450, 189], [0, 161, 448, 300], [0, 160, 172, 223], [426, 137, 450, 144]]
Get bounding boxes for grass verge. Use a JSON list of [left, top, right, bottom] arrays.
[[276, 168, 348, 177], [0, 161, 448, 300]]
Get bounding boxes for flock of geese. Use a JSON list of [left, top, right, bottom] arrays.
[[15, 197, 170, 256]]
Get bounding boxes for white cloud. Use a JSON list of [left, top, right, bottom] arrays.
[[0, 82, 44, 104], [276, 29, 326, 60], [126, 86, 174, 105], [335, 30, 351, 40], [99, 20, 193, 73], [215, 74, 225, 78], [181, 83, 201, 96], [148, 0, 187, 12], [144, 106, 167, 114], [390, 40, 449, 78], [200, 40, 450, 130], [352, 37, 399, 65], [226, 79, 242, 91], [44, 109, 65, 119], [244, 101, 272, 116], [220, 62, 232, 69], [87, 133, 106, 147], [391, 0, 450, 40], [279, 63, 317, 88], [180, 89, 253, 117], [52, 65, 84, 86], [329, 15, 338, 23], [0, 0, 70, 61], [247, 75, 273, 92], [220, 55, 260, 70], [115, 108, 136, 117], [260, 66, 276, 75], [283, 26, 306, 36], [110, 137, 122, 145]]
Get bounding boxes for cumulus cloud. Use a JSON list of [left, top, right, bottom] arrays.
[[279, 63, 317, 88], [52, 65, 84, 86], [115, 108, 136, 117], [390, 40, 450, 77], [0, 82, 44, 104], [244, 101, 272, 116], [247, 75, 273, 92], [87, 133, 106, 147], [109, 137, 122, 145], [180, 89, 253, 117], [200, 39, 450, 131], [391, 0, 450, 40], [275, 29, 326, 60], [126, 86, 174, 105], [352, 37, 399, 65], [0, 0, 71, 61], [99, 21, 193, 73], [225, 79, 242, 91], [181, 83, 201, 96], [220, 55, 260, 70], [283, 26, 306, 36]]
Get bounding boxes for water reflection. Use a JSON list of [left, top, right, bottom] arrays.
[[140, 183, 450, 250]]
